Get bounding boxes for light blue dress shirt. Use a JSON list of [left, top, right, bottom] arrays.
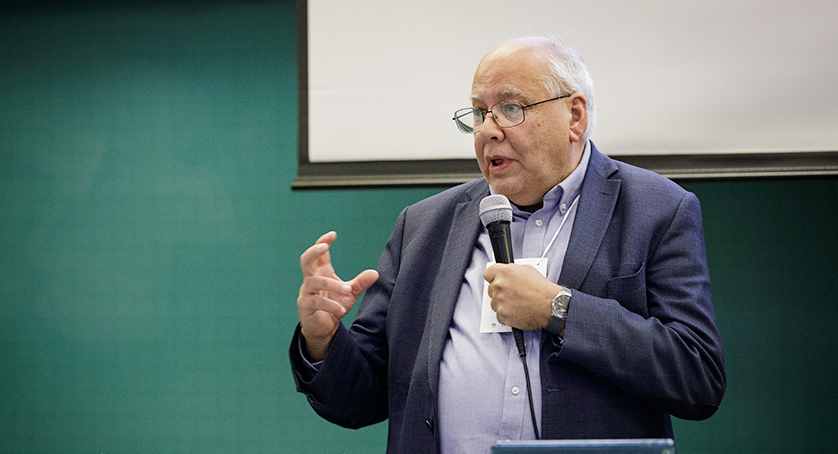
[[438, 141, 590, 453]]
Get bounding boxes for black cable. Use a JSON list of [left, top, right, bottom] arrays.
[[512, 329, 540, 440]]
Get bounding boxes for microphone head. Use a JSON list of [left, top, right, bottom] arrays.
[[479, 194, 513, 227]]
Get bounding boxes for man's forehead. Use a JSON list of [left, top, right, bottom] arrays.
[[471, 52, 548, 104]]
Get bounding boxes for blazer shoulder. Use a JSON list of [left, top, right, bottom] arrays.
[[407, 178, 488, 213], [589, 142, 687, 198], [613, 160, 687, 196]]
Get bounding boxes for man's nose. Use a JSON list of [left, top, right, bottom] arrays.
[[478, 113, 505, 141]]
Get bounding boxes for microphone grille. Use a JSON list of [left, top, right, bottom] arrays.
[[479, 194, 513, 227]]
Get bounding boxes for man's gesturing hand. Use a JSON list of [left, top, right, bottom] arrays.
[[297, 231, 379, 361]]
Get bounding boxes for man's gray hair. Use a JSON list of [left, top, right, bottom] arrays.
[[535, 36, 597, 142]]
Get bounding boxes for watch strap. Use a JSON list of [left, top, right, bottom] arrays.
[[544, 315, 567, 337]]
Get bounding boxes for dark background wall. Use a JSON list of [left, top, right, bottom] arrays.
[[1, 1, 836, 452]]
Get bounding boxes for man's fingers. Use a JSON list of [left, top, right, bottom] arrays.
[[483, 262, 508, 283], [300, 243, 331, 276], [299, 292, 350, 318], [300, 274, 352, 299], [300, 231, 338, 275], [296, 233, 379, 344], [296, 231, 346, 360], [349, 269, 380, 297], [314, 231, 337, 246]]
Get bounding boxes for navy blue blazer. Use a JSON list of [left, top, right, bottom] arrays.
[[291, 143, 726, 453]]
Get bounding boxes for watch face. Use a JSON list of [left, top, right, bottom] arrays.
[[552, 296, 567, 318], [553, 290, 570, 319]]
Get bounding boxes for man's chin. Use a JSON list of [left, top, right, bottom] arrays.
[[487, 180, 519, 200]]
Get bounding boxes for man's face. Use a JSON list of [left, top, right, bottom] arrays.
[[471, 43, 581, 208]]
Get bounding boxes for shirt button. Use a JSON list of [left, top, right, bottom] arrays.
[[511, 386, 520, 395], [535, 220, 543, 227]]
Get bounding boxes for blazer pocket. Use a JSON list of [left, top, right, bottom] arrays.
[[606, 262, 647, 315]]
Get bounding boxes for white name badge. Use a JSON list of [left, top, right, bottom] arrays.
[[480, 257, 548, 333]]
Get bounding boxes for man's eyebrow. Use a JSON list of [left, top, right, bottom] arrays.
[[498, 88, 527, 100], [470, 88, 528, 105]]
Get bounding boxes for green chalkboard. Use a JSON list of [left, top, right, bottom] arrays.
[[1, 1, 836, 453]]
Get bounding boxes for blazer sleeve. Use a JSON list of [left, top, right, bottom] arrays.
[[288, 209, 410, 429], [557, 190, 726, 421], [289, 321, 389, 428]]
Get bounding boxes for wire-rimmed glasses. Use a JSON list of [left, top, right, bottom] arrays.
[[452, 94, 571, 134]]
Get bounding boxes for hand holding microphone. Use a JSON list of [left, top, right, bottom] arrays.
[[479, 195, 560, 331]]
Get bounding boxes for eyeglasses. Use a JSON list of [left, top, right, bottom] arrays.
[[452, 94, 571, 134]]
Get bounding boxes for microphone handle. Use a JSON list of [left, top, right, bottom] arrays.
[[486, 221, 526, 350], [487, 221, 513, 264]]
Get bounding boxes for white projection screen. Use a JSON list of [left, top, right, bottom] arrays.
[[294, 0, 838, 188]]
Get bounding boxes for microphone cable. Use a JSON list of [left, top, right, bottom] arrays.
[[512, 329, 540, 439]]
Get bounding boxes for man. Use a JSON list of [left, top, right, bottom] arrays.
[[291, 36, 725, 453]]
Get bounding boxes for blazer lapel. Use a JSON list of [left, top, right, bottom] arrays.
[[559, 144, 621, 289], [426, 182, 488, 396]]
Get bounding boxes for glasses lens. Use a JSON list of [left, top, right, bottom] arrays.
[[454, 108, 480, 133], [493, 101, 524, 127]]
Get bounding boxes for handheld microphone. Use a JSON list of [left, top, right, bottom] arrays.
[[478, 195, 525, 349]]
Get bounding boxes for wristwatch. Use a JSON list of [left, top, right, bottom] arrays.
[[545, 287, 572, 337]]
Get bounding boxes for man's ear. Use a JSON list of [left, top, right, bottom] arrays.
[[568, 94, 588, 143]]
